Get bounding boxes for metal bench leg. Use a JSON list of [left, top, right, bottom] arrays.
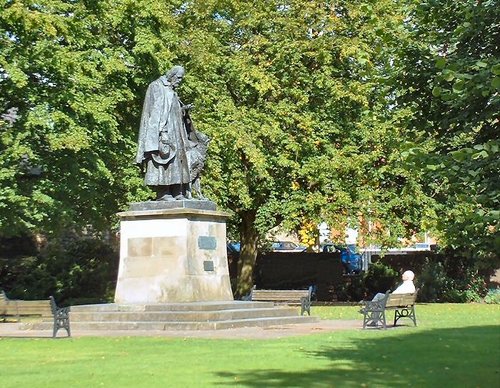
[[363, 310, 382, 328], [53, 316, 71, 337], [410, 306, 417, 326], [394, 309, 403, 326], [52, 318, 59, 338], [362, 311, 372, 329], [65, 316, 71, 337], [394, 307, 417, 326], [300, 297, 311, 316]]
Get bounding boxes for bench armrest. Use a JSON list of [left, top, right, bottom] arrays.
[[362, 299, 385, 312]]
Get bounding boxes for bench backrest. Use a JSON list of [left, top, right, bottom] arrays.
[[50, 296, 57, 315], [251, 288, 311, 302], [1, 290, 17, 316], [385, 292, 417, 307]]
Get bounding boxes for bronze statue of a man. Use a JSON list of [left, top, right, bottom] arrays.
[[135, 66, 209, 201]]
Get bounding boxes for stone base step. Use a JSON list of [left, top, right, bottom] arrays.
[[26, 315, 318, 331], [22, 301, 318, 331], [70, 300, 276, 312], [70, 307, 298, 322]]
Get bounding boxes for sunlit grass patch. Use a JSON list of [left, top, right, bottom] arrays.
[[1, 304, 499, 387]]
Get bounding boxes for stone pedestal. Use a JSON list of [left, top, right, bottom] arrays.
[[114, 201, 234, 304]]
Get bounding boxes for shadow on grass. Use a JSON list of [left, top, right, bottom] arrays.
[[216, 325, 500, 387]]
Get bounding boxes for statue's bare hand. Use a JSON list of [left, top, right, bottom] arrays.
[[182, 103, 194, 111]]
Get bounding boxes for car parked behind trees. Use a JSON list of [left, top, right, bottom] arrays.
[[271, 241, 307, 252]]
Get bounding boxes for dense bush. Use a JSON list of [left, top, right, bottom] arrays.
[[0, 234, 118, 305], [335, 262, 399, 302], [416, 260, 450, 302], [484, 289, 500, 304], [416, 254, 489, 303], [335, 249, 495, 303], [334, 275, 365, 302], [370, 249, 494, 303], [363, 262, 400, 300]]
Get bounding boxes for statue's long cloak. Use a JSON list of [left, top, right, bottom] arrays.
[[135, 76, 190, 186]]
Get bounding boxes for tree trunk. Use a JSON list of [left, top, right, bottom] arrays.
[[236, 210, 259, 298]]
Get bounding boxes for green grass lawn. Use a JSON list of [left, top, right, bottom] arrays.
[[1, 304, 499, 387]]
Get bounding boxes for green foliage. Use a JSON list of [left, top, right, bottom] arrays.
[[484, 289, 500, 304], [1, 305, 500, 387], [1, 1, 428, 294], [0, 234, 118, 304], [395, 0, 500, 258], [337, 250, 493, 302], [172, 0, 430, 293], [362, 262, 399, 299], [335, 274, 365, 302], [2, 0, 495, 296], [417, 255, 489, 303], [369, 250, 493, 303], [443, 271, 486, 303], [415, 261, 449, 302], [373, 251, 434, 276], [0, 0, 156, 236]]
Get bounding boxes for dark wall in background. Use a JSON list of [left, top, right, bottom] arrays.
[[254, 252, 345, 301]]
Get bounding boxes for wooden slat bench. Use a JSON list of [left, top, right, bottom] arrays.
[[1, 290, 19, 320], [1, 290, 52, 320], [360, 291, 418, 329], [250, 286, 313, 316]]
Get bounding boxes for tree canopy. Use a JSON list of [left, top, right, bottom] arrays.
[[0, 0, 148, 236], [1, 0, 497, 295], [168, 0, 431, 293], [394, 0, 499, 259]]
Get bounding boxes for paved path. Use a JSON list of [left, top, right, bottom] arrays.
[[0, 320, 361, 339]]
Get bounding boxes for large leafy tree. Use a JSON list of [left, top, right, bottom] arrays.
[[0, 0, 189, 235], [1, 0, 430, 296], [394, 0, 499, 260], [1, 0, 143, 236], [172, 0, 429, 295]]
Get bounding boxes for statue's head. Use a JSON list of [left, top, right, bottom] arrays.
[[165, 66, 185, 88]]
